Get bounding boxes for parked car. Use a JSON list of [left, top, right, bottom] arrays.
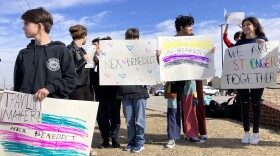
[[203, 86, 220, 96], [154, 87, 165, 96], [149, 87, 156, 94]]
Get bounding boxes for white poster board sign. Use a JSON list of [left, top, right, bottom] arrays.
[[224, 9, 244, 25], [227, 12, 245, 24], [99, 40, 157, 85], [221, 41, 279, 89], [85, 45, 96, 68], [0, 90, 99, 156], [158, 35, 215, 81], [0, 90, 42, 124]]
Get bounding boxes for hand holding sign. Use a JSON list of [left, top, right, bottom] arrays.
[[224, 9, 244, 25]]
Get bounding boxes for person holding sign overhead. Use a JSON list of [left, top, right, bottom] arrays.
[[223, 16, 242, 48], [14, 7, 77, 101], [117, 28, 149, 153], [235, 16, 268, 145], [223, 12, 242, 48]]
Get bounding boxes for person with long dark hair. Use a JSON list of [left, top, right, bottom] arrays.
[[235, 16, 268, 145]]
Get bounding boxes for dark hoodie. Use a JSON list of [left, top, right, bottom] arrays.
[[117, 85, 149, 100], [14, 40, 78, 98], [67, 41, 90, 86]]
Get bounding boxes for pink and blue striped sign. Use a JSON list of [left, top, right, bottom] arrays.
[[0, 91, 99, 156]]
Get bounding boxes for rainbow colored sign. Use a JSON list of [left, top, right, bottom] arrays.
[[221, 41, 279, 89], [0, 90, 99, 156], [158, 35, 215, 81]]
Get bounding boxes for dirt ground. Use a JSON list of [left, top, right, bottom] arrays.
[[92, 109, 280, 156]]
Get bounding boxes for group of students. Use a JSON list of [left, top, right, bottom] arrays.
[[13, 6, 268, 155]]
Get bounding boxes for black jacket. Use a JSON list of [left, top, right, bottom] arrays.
[[117, 85, 149, 100], [67, 41, 90, 86], [14, 40, 77, 98]]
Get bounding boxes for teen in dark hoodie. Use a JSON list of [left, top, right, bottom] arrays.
[[14, 7, 77, 101], [92, 36, 122, 149], [120, 28, 149, 153]]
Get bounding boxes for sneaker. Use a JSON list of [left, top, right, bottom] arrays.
[[249, 133, 259, 145], [123, 144, 134, 151], [132, 144, 144, 153], [89, 148, 97, 156], [185, 137, 205, 144], [200, 134, 208, 140], [98, 139, 110, 149], [112, 138, 121, 148], [164, 139, 175, 148], [241, 132, 250, 144]]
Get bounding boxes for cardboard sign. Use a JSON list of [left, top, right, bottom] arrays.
[[221, 41, 279, 89]]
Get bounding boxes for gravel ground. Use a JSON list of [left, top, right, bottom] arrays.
[[92, 109, 280, 156], [1, 94, 279, 156]]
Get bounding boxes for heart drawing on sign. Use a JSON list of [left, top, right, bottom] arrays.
[[119, 73, 126, 78], [102, 52, 106, 56], [148, 70, 152, 73], [145, 48, 151, 53], [107, 42, 113, 47], [139, 78, 143, 82], [104, 73, 110, 78], [122, 60, 126, 64], [126, 45, 133, 51]]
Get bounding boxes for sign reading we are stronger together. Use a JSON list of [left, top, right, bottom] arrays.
[[221, 41, 279, 89]]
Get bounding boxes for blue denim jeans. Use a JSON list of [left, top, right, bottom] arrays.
[[123, 98, 146, 146]]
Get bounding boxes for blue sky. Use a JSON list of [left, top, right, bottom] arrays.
[[0, 0, 280, 89]]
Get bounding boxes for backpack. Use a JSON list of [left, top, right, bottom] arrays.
[[227, 94, 242, 121], [205, 95, 242, 121], [205, 100, 229, 118]]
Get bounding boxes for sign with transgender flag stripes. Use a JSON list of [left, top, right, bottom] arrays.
[[0, 90, 99, 156], [158, 35, 215, 81]]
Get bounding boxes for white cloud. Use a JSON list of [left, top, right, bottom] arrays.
[[130, 12, 137, 15], [0, 17, 10, 24], [92, 11, 110, 22], [0, 0, 123, 14], [1, 14, 280, 89], [248, 12, 256, 16], [50, 12, 110, 45], [155, 19, 174, 32], [272, 4, 280, 10], [196, 20, 219, 28], [259, 18, 280, 41]]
